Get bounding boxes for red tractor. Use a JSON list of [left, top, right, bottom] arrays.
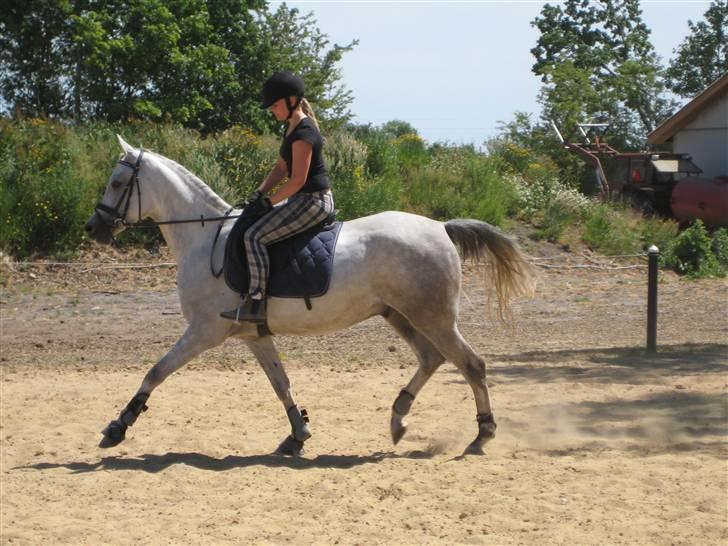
[[553, 122, 728, 228]]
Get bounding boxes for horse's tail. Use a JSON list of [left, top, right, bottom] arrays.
[[445, 219, 536, 320]]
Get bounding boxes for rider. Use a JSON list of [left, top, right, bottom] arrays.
[[221, 70, 335, 323]]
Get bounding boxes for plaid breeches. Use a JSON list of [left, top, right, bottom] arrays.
[[243, 190, 334, 296]]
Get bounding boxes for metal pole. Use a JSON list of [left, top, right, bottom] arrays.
[[646, 245, 659, 353]]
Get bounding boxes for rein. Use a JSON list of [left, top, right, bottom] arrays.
[[93, 149, 243, 277]]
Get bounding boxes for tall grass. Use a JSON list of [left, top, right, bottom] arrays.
[[0, 120, 279, 256], [0, 119, 702, 274], [1, 120, 102, 256]]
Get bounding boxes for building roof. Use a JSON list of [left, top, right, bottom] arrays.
[[648, 72, 728, 144]]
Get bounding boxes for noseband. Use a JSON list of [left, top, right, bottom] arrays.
[[94, 150, 145, 231]]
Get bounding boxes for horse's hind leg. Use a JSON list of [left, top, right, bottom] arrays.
[[384, 309, 446, 445], [422, 325, 497, 455], [246, 336, 310, 456]]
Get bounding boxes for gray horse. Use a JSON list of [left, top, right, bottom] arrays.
[[85, 136, 536, 456]]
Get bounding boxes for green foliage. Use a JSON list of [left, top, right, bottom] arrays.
[[0, 119, 282, 256], [0, 1, 69, 118], [530, 0, 674, 145], [392, 134, 429, 172], [0, 1, 356, 133], [381, 120, 419, 138], [214, 127, 278, 203], [0, 119, 98, 255], [536, 188, 591, 242], [639, 216, 680, 256], [402, 154, 517, 226], [662, 220, 725, 278], [0, 118, 691, 272], [711, 228, 728, 267], [322, 131, 400, 219], [262, 5, 357, 133], [582, 202, 643, 255], [666, 0, 728, 97]]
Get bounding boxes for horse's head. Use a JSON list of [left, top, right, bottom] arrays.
[[85, 135, 151, 244]]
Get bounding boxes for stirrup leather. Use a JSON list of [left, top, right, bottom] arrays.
[[220, 296, 266, 323]]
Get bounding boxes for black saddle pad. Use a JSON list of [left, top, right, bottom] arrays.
[[223, 211, 343, 300]]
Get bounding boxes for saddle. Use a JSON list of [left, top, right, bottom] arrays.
[[222, 209, 342, 310]]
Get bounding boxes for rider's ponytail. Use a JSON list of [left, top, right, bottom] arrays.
[[301, 98, 320, 131]]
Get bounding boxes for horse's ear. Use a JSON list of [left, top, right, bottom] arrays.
[[116, 134, 134, 154]]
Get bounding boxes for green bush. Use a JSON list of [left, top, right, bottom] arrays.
[[639, 216, 679, 254], [582, 202, 642, 255], [392, 134, 429, 172], [213, 126, 278, 203], [711, 228, 728, 268], [324, 131, 400, 218], [536, 188, 591, 241], [0, 118, 691, 269], [0, 119, 95, 256], [403, 154, 516, 226], [662, 220, 724, 277]]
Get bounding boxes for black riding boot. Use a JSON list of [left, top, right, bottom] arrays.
[[220, 295, 266, 323]]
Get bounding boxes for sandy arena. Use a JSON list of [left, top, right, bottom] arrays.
[[1, 239, 726, 545]]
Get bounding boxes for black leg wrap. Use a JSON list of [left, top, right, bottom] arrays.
[[120, 393, 150, 427], [464, 412, 497, 455], [287, 405, 311, 442], [476, 412, 497, 429], [392, 389, 415, 416], [100, 393, 149, 448]]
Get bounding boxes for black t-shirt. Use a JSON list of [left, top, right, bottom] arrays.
[[279, 118, 331, 193]]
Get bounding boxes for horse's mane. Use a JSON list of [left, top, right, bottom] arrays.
[[150, 151, 230, 211]]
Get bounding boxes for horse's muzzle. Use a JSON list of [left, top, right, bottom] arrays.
[[84, 212, 114, 244]]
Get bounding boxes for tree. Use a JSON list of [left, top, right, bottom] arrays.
[[0, 1, 73, 118], [0, 0, 356, 133], [531, 0, 673, 144], [381, 120, 418, 138], [666, 0, 728, 97], [262, 4, 357, 132]]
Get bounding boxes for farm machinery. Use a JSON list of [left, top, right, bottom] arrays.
[[552, 122, 728, 227]]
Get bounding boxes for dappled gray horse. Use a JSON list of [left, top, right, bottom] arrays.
[[85, 135, 536, 456]]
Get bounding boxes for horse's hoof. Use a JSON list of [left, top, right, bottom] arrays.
[[463, 440, 486, 456], [391, 421, 407, 445], [275, 435, 305, 457], [99, 421, 126, 448]]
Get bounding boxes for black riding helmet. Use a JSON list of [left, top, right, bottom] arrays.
[[261, 71, 305, 119]]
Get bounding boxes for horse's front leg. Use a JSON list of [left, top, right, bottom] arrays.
[[246, 336, 311, 456], [99, 323, 224, 448]]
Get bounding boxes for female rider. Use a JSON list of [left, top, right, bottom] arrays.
[[221, 71, 334, 323]]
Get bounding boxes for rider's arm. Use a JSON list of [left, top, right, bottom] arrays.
[[258, 157, 288, 194], [268, 140, 313, 205]]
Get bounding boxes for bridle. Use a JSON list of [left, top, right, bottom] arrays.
[[94, 149, 146, 230], [94, 149, 245, 229], [92, 149, 245, 277]]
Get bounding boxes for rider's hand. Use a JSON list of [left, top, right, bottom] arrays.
[[245, 189, 263, 205], [244, 191, 272, 216]]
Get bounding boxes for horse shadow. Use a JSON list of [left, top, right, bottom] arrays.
[[455, 342, 728, 385], [461, 342, 728, 458], [16, 449, 437, 475]]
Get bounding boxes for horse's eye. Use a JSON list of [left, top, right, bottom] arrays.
[[111, 180, 122, 189]]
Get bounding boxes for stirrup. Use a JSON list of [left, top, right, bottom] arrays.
[[220, 296, 266, 323]]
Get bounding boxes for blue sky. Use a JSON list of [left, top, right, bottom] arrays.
[[274, 0, 712, 145]]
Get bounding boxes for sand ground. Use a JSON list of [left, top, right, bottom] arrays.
[[1, 244, 726, 545]]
